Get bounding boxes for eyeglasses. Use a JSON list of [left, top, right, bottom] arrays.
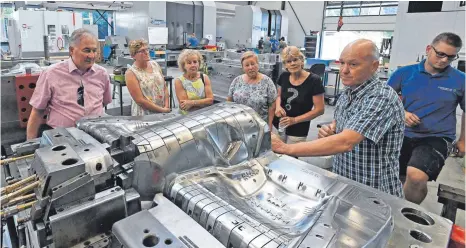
[[77, 80, 84, 107], [285, 57, 301, 64], [136, 48, 149, 54], [431, 46, 459, 61]]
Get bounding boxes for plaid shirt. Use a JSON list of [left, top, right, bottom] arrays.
[[333, 76, 404, 197]]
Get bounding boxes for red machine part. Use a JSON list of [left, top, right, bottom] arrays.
[[14, 74, 47, 128], [450, 224, 465, 248]]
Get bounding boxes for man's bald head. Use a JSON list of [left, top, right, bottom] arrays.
[[339, 39, 380, 87], [343, 39, 380, 61]]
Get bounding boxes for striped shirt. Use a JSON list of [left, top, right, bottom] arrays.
[[333, 76, 404, 197]]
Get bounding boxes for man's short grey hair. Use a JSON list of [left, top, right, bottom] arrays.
[[432, 32, 463, 49], [69, 28, 98, 47]]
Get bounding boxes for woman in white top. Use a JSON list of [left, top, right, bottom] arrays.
[[125, 39, 170, 116]]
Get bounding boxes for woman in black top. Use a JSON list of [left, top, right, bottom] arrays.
[[273, 46, 325, 143]]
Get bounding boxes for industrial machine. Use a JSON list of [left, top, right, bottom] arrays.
[[103, 36, 130, 64], [220, 6, 288, 50], [1, 103, 454, 248], [7, 9, 82, 58]]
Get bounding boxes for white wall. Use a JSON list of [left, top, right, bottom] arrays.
[[203, 1, 217, 44], [285, 1, 324, 47], [389, 1, 465, 70], [324, 15, 396, 31]]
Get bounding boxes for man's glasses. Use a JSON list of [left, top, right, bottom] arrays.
[[77, 80, 84, 107], [431, 46, 459, 61], [136, 48, 149, 54]]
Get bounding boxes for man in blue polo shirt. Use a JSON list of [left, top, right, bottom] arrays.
[[187, 33, 199, 47], [388, 32, 465, 204]]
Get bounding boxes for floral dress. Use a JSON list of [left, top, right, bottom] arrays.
[[128, 61, 165, 116], [228, 74, 277, 122]]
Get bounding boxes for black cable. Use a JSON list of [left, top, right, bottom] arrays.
[[1, 220, 4, 248]]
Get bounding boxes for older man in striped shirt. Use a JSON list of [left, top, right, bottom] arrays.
[[272, 39, 405, 197], [27, 28, 112, 139]]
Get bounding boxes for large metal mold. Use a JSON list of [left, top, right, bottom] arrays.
[[40, 128, 115, 187], [166, 157, 393, 248], [76, 113, 181, 149], [113, 194, 224, 248], [274, 156, 453, 248], [31, 143, 86, 197], [126, 103, 271, 200], [49, 186, 127, 247], [3, 102, 454, 248]]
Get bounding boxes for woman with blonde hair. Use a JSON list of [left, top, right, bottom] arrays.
[[227, 51, 277, 129], [125, 39, 170, 116], [273, 46, 325, 144], [174, 49, 214, 114]]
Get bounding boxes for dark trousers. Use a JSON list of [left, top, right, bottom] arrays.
[[37, 123, 53, 138]]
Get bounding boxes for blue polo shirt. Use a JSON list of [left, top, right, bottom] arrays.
[[188, 37, 199, 47], [387, 60, 465, 140]]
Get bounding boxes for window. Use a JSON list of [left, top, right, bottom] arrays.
[[82, 11, 91, 25], [325, 1, 398, 17], [92, 11, 114, 39], [342, 7, 360, 16], [360, 7, 380, 15], [75, 10, 114, 39], [407, 1, 443, 13], [325, 8, 341, 17]]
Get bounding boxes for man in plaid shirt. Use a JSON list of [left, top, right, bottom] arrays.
[[272, 39, 404, 197]]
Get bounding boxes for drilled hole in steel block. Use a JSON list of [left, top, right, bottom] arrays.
[[401, 208, 435, 226], [96, 163, 102, 171], [409, 230, 432, 243], [61, 158, 78, 166], [142, 235, 159, 247], [52, 145, 66, 151]]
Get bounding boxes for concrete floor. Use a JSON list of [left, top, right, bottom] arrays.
[[103, 64, 465, 228]]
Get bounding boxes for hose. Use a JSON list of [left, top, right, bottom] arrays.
[[0, 154, 35, 166], [0, 181, 40, 205], [1, 175, 37, 195]]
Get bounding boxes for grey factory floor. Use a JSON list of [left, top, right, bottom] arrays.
[[104, 64, 465, 228]]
